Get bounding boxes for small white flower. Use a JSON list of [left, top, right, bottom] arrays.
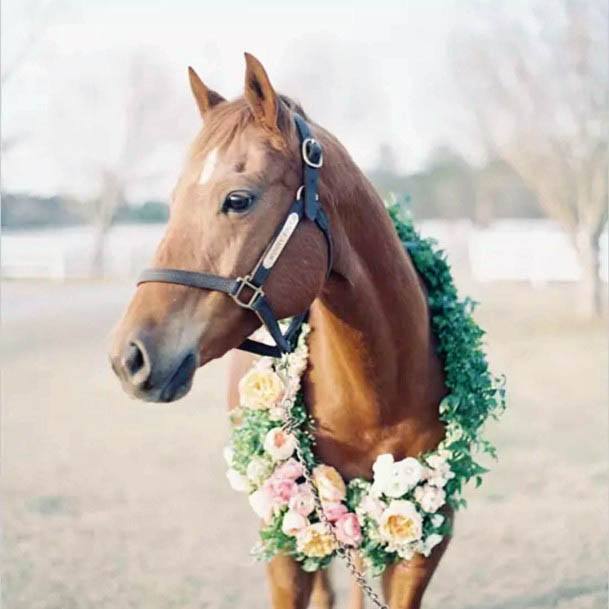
[[248, 488, 274, 522], [414, 484, 446, 513], [263, 428, 297, 461], [416, 533, 444, 557], [226, 468, 249, 492], [431, 513, 445, 529], [393, 542, 416, 561], [425, 453, 455, 488], [356, 494, 386, 522], [246, 456, 272, 486], [281, 510, 309, 536]]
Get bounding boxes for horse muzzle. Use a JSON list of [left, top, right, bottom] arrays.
[[110, 334, 199, 403]]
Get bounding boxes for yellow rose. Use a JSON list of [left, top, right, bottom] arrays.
[[379, 500, 423, 545], [296, 523, 338, 558], [313, 464, 346, 502], [238, 368, 285, 411]]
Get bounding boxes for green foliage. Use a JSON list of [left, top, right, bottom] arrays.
[[231, 409, 275, 475], [256, 508, 296, 560], [388, 198, 506, 507]]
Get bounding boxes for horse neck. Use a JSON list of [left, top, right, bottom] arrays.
[[307, 135, 446, 430]]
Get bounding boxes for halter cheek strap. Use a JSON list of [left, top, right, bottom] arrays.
[[137, 113, 332, 357]]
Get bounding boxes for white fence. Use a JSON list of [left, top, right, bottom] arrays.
[[2, 220, 607, 283]]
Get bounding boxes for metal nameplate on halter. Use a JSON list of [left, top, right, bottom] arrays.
[[262, 212, 300, 269]]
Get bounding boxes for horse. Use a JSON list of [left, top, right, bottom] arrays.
[[110, 53, 451, 609]]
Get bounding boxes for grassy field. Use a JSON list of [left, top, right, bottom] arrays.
[[2, 279, 607, 609]]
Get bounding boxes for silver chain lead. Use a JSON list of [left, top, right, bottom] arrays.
[[282, 418, 389, 609]]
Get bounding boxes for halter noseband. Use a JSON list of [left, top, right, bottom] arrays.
[[137, 114, 332, 358]]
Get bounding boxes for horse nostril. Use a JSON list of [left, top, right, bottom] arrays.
[[122, 340, 151, 387]]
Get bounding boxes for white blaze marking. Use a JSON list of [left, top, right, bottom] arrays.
[[262, 213, 300, 269], [198, 148, 218, 185]]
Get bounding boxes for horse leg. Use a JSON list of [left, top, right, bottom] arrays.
[[381, 521, 453, 609], [266, 554, 316, 609], [310, 569, 335, 609]]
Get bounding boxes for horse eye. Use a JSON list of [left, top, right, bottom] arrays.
[[223, 191, 256, 214]]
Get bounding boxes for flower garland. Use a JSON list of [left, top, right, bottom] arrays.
[[224, 203, 506, 575]]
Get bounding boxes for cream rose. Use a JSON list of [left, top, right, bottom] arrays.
[[296, 523, 338, 558], [379, 500, 423, 545], [313, 465, 346, 503], [238, 368, 285, 411], [263, 428, 297, 461]]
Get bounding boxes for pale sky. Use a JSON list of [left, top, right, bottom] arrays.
[[1, 0, 485, 201]]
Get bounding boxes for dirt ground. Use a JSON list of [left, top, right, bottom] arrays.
[[2, 279, 607, 609]]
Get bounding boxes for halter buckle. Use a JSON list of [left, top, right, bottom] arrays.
[[296, 185, 319, 201], [302, 137, 323, 168], [232, 275, 264, 309]]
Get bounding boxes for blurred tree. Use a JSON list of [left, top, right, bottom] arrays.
[[453, 0, 608, 316], [84, 55, 187, 277]]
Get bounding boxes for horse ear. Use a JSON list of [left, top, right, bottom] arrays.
[[243, 53, 280, 133], [188, 66, 225, 119]]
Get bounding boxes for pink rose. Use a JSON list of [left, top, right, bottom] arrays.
[[289, 485, 316, 516], [274, 458, 304, 481], [334, 513, 362, 547], [264, 477, 298, 506], [322, 501, 348, 523]]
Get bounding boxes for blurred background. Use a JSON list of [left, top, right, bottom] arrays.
[[2, 1, 607, 608]]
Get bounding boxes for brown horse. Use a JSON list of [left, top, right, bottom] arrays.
[[110, 53, 451, 609]]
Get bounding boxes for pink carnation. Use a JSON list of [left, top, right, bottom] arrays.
[[264, 477, 298, 506], [322, 501, 348, 523], [273, 458, 304, 481], [334, 513, 362, 547]]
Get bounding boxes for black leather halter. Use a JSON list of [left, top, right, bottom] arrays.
[[137, 114, 332, 358]]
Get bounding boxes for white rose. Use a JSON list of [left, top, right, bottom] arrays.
[[414, 484, 446, 513], [246, 456, 272, 485], [281, 510, 309, 536], [379, 500, 423, 545], [226, 468, 249, 492], [248, 488, 274, 522], [416, 533, 444, 557], [263, 428, 297, 461], [371, 454, 423, 498]]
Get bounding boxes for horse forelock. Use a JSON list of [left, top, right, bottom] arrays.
[[189, 95, 309, 161]]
